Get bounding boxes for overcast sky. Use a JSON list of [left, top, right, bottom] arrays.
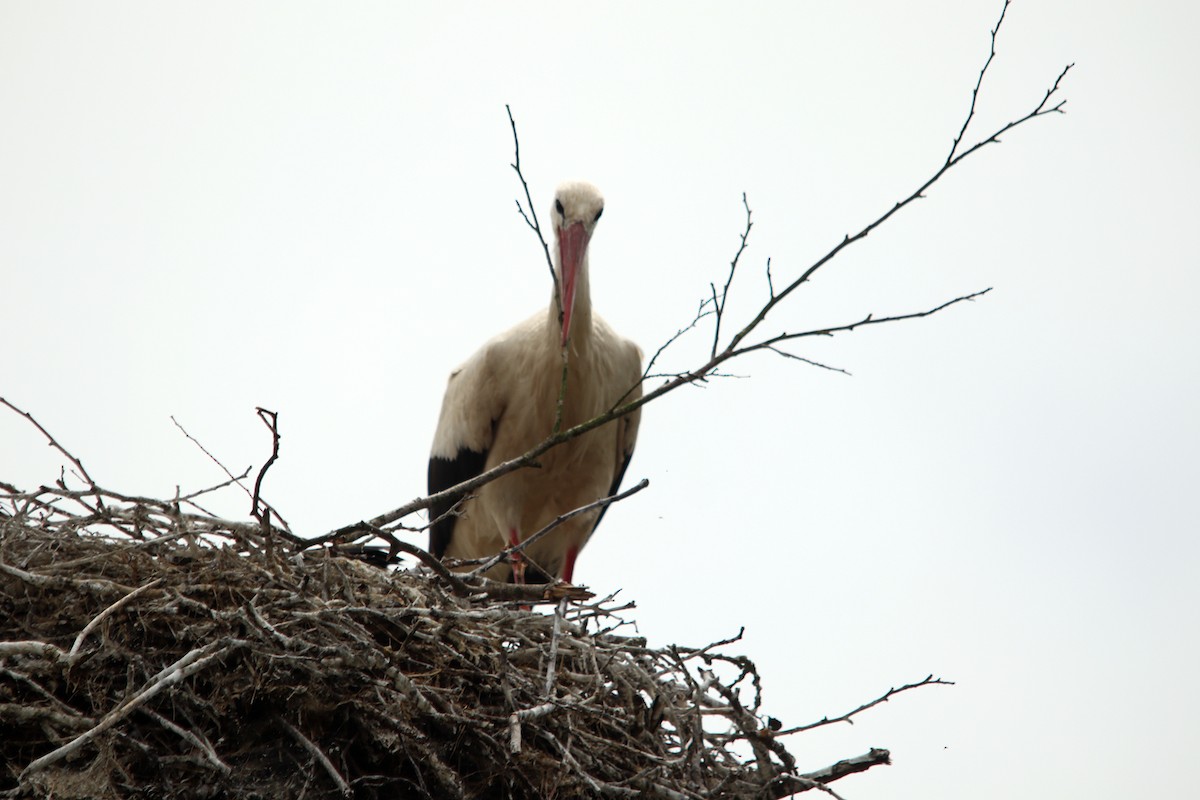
[[2, 1, 1197, 797]]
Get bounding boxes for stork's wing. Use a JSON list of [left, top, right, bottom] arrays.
[[592, 341, 643, 533], [427, 351, 505, 558], [427, 450, 488, 558]]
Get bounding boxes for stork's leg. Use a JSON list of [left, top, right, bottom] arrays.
[[508, 528, 526, 585], [509, 528, 535, 612], [561, 545, 579, 585]]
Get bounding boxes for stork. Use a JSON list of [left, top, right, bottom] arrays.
[[427, 181, 642, 586]]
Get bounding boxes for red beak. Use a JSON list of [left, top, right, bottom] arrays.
[[557, 222, 588, 347]]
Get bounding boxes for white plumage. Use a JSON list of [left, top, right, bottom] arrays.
[[427, 181, 642, 584]]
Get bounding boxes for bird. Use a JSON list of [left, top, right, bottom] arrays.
[[427, 181, 642, 586]]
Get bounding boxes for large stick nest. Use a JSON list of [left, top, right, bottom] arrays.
[[0, 477, 890, 799]]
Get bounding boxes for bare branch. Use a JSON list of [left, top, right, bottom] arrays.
[[763, 346, 851, 375], [506, 104, 559, 320], [328, 521, 475, 594], [762, 748, 893, 798], [543, 598, 567, 697], [725, 66, 1069, 357], [711, 192, 754, 358], [780, 674, 955, 736], [0, 640, 68, 662], [622, 297, 717, 408], [171, 414, 254, 501], [352, 285, 984, 535], [948, 0, 1010, 164], [176, 468, 253, 505], [19, 640, 246, 780], [804, 747, 893, 785], [740, 289, 993, 356], [506, 107, 576, 436], [281, 718, 352, 797], [1, 396, 101, 506], [322, 521, 595, 604], [249, 407, 291, 537], [69, 578, 162, 660], [468, 478, 649, 579], [141, 707, 231, 775], [250, 408, 279, 519]]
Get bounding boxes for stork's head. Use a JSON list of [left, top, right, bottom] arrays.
[[551, 181, 604, 347]]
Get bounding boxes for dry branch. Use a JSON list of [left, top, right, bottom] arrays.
[[779, 674, 955, 736], [348, 0, 1070, 538], [1, 473, 923, 798], [0, 394, 927, 796]]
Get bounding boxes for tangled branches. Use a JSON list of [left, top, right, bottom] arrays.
[[0, 471, 944, 799]]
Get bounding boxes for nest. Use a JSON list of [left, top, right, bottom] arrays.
[[0, 472, 896, 800]]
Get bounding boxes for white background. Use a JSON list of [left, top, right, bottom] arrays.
[[2, 2, 1197, 797]]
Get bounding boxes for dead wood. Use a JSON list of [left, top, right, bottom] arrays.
[[0, 475, 924, 799]]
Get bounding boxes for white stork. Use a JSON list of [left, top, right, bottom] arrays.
[[427, 181, 642, 585]]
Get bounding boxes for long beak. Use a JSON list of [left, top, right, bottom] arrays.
[[557, 222, 588, 348]]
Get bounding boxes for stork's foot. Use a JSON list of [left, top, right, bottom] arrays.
[[507, 528, 534, 610], [507, 528, 527, 586], [510, 558, 527, 587], [561, 546, 579, 586]]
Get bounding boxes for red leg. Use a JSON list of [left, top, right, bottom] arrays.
[[509, 529, 534, 611], [508, 528, 526, 585], [561, 546, 579, 585]]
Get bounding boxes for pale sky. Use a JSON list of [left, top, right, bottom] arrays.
[[2, 2, 1198, 798]]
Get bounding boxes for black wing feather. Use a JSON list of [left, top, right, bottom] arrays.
[[427, 448, 489, 558]]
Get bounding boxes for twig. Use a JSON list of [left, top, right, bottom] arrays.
[[468, 478, 649, 578], [320, 523, 593, 604], [800, 748, 891, 786], [0, 558, 134, 594], [629, 297, 717, 405], [763, 346, 850, 375], [0, 641, 68, 662], [553, 348, 572, 436], [69, 578, 162, 660], [250, 407, 290, 536], [331, 522, 475, 595], [141, 707, 232, 775], [177, 469, 253, 504], [779, 674, 955, 735], [508, 701, 556, 754], [20, 640, 245, 779], [711, 193, 754, 358], [171, 414, 253, 500], [743, 289, 992, 355], [1, 397, 102, 510], [282, 718, 352, 797], [706, 669, 777, 780], [0, 702, 92, 732], [544, 598, 567, 697], [948, 0, 1009, 165], [506, 104, 559, 317], [506, 108, 574, 435]]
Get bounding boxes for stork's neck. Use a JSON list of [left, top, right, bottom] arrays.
[[551, 250, 593, 347]]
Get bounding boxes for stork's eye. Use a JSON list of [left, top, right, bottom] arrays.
[[555, 199, 565, 216], [593, 208, 603, 222]]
